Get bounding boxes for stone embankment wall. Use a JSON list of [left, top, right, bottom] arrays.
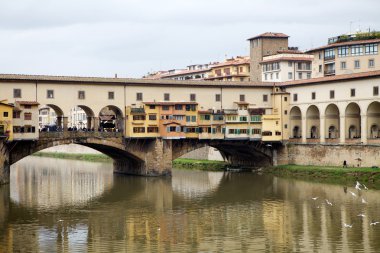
[[277, 143, 380, 167]]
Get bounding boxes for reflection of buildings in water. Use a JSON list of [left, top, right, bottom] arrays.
[[10, 156, 113, 208], [171, 170, 224, 198]]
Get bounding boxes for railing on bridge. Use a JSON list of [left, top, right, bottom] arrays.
[[39, 131, 123, 139]]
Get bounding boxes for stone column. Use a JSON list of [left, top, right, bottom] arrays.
[[340, 115, 346, 144], [0, 140, 10, 185], [320, 115, 325, 143], [93, 117, 100, 132], [62, 117, 68, 131], [57, 116, 62, 129], [361, 114, 367, 144], [301, 116, 307, 143], [86, 116, 92, 130]]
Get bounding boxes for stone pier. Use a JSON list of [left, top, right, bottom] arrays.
[[0, 139, 10, 185]]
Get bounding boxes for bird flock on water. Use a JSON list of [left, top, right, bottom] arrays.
[[312, 181, 378, 229]]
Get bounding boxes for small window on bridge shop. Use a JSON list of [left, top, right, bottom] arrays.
[[13, 88, 21, 98], [263, 94, 268, 102], [213, 115, 223, 121], [164, 93, 170, 101], [212, 128, 216, 134], [78, 91, 85, 100], [147, 127, 158, 133], [240, 129, 247, 134], [190, 94, 196, 101], [374, 86, 379, 96], [228, 129, 235, 134], [276, 131, 282, 136], [162, 105, 170, 111], [133, 115, 145, 120], [149, 105, 156, 109], [240, 116, 247, 122], [136, 92, 143, 101], [13, 126, 21, 133], [149, 114, 157, 120], [13, 111, 20, 118], [330, 90, 335, 99], [186, 104, 196, 111], [25, 126, 36, 133], [215, 94, 221, 102], [262, 131, 272, 136], [24, 105, 32, 109], [133, 127, 145, 133], [351, 88, 356, 97], [24, 113, 32, 120], [3, 112, 9, 118], [240, 94, 245, 102], [47, 90, 54, 98], [252, 129, 261, 135], [293, 93, 298, 102], [174, 104, 183, 110], [311, 92, 316, 100], [108, 91, 115, 100], [200, 114, 211, 121]]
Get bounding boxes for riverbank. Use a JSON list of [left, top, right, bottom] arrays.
[[32, 152, 113, 163], [173, 158, 227, 171], [267, 165, 380, 188], [32, 152, 227, 170]]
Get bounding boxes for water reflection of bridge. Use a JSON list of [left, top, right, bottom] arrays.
[[2, 158, 380, 252]]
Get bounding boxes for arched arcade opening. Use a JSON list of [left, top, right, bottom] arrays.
[[345, 103, 361, 139], [306, 105, 320, 139], [325, 104, 340, 139], [289, 106, 302, 139], [367, 102, 380, 139]]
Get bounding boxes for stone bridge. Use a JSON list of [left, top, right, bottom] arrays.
[[0, 133, 275, 185]]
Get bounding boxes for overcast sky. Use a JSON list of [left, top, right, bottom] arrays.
[[0, 0, 379, 78]]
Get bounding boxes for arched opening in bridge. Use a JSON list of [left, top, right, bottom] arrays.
[[289, 106, 302, 139], [306, 105, 320, 139], [38, 104, 64, 131], [99, 106, 124, 133], [367, 102, 380, 139], [68, 105, 95, 131], [345, 103, 361, 139], [325, 104, 340, 139]]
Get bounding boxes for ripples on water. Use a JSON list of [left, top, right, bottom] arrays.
[[1, 157, 380, 252]]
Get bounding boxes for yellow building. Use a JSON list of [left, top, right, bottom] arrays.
[[0, 100, 14, 141], [206, 56, 250, 81], [125, 105, 160, 138], [261, 87, 290, 142]]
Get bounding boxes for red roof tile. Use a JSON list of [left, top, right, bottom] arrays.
[[248, 32, 289, 41], [16, 101, 40, 105], [144, 102, 198, 106], [260, 57, 313, 64]]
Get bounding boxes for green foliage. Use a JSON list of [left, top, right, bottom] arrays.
[[32, 152, 112, 163], [173, 158, 226, 171]]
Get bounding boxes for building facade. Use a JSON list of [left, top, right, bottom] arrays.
[[206, 56, 250, 82]]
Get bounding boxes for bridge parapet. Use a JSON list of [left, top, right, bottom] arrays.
[[39, 131, 123, 140]]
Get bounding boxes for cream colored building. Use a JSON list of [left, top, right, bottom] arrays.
[[261, 51, 314, 82], [38, 106, 56, 128], [307, 35, 380, 78], [13, 101, 39, 140], [206, 56, 250, 82]]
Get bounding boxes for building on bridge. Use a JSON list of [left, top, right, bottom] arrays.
[[12, 101, 39, 140], [0, 100, 14, 141]]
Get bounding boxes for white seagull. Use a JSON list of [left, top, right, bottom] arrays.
[[362, 184, 369, 190], [355, 181, 362, 190], [357, 213, 366, 218], [343, 223, 353, 228], [325, 199, 333, 206], [361, 198, 368, 204], [370, 221, 380, 226], [349, 191, 357, 197], [312, 197, 319, 201]]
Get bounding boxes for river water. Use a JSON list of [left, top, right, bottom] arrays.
[[1, 157, 380, 252]]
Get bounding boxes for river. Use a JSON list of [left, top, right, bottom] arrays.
[[1, 156, 380, 252]]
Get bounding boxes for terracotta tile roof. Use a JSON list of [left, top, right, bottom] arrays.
[[144, 102, 198, 106], [0, 102, 14, 108], [205, 74, 250, 80], [161, 68, 210, 78], [260, 57, 313, 64], [234, 101, 250, 105], [276, 49, 303, 54], [0, 73, 273, 88], [306, 38, 380, 52], [248, 32, 289, 41], [16, 101, 40, 105], [281, 70, 380, 87], [211, 57, 250, 68]]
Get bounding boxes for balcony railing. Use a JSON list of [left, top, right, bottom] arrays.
[[324, 55, 336, 61], [324, 69, 336, 76]]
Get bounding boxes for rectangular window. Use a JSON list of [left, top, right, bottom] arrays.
[[373, 86, 379, 96], [149, 105, 155, 109], [78, 91, 85, 99], [351, 88, 356, 97], [215, 94, 221, 102], [312, 92, 316, 100], [240, 94, 245, 102], [149, 115, 157, 120], [136, 92, 143, 101], [240, 116, 247, 122], [164, 93, 170, 101], [330, 90, 335, 99], [190, 93, 196, 101], [340, 61, 346, 70], [307, 73, 311, 79], [191, 116, 196, 122], [276, 72, 279, 79], [174, 104, 183, 110], [147, 127, 159, 133], [186, 116, 190, 122], [369, 59, 375, 68], [288, 72, 293, 80], [107, 91, 114, 100], [263, 94, 268, 102], [253, 129, 261, 135], [3, 112, 8, 117], [13, 111, 20, 118], [284, 97, 287, 102], [324, 48, 335, 60], [319, 65, 322, 73], [293, 93, 298, 102], [47, 90, 54, 98], [365, 44, 378, 55], [298, 72, 302, 79], [133, 127, 145, 133], [24, 113, 32, 120], [338, 46, 349, 57], [133, 115, 146, 120], [351, 45, 363, 56], [13, 89, 21, 98], [264, 74, 267, 80], [354, 60, 360, 69], [288, 61, 292, 67], [162, 105, 169, 111]]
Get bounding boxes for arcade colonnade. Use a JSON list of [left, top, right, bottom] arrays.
[[289, 100, 380, 144]]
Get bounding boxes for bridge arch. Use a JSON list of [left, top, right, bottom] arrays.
[[325, 104, 340, 139], [345, 102, 361, 139], [289, 106, 302, 139], [99, 105, 124, 133], [39, 104, 64, 130], [306, 105, 320, 139], [367, 101, 380, 139], [69, 105, 96, 130]]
